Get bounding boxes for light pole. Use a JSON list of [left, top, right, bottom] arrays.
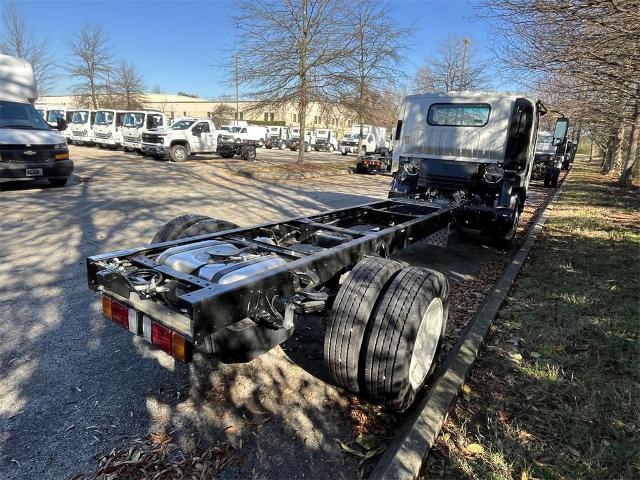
[[459, 38, 470, 90]]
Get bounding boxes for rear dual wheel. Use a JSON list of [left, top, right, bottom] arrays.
[[324, 257, 449, 412]]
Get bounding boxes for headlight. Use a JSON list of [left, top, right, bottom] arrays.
[[483, 164, 504, 183], [54, 143, 67, 150]]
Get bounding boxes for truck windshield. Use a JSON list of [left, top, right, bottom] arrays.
[[124, 112, 145, 128], [228, 126, 241, 133], [72, 111, 89, 123], [171, 120, 195, 130], [46, 110, 64, 123], [95, 111, 114, 125], [427, 103, 491, 127], [0, 100, 50, 130]]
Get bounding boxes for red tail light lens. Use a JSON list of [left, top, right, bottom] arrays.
[[111, 301, 129, 329], [151, 322, 172, 354]]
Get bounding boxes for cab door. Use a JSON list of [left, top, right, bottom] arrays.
[[198, 122, 216, 152]]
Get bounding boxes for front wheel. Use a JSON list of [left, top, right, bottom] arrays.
[[328, 144, 335, 152], [240, 145, 256, 161], [304, 142, 312, 153], [170, 144, 189, 162]]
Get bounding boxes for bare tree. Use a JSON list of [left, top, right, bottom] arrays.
[[412, 37, 490, 93], [478, 0, 640, 184], [151, 84, 162, 94], [337, 0, 408, 153], [112, 60, 146, 109], [231, 0, 349, 163], [211, 104, 235, 128], [68, 24, 114, 109], [0, 1, 56, 94]]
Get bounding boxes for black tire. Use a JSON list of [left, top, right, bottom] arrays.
[[240, 145, 256, 161], [494, 196, 521, 248], [48, 178, 68, 187], [362, 267, 449, 412], [543, 167, 553, 187], [278, 141, 286, 150], [328, 144, 335, 152], [220, 151, 235, 159], [550, 167, 560, 187], [178, 218, 240, 239], [324, 257, 404, 394], [341, 150, 348, 156], [170, 144, 189, 162], [151, 214, 210, 244]]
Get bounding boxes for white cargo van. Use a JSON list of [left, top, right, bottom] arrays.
[[93, 109, 125, 149], [122, 110, 166, 152], [71, 109, 96, 146], [0, 54, 73, 186]]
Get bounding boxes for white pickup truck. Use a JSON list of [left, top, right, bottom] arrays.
[[340, 125, 389, 156], [121, 110, 166, 152], [93, 109, 125, 149], [141, 117, 258, 162]]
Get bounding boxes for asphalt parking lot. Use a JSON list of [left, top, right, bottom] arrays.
[[0, 145, 510, 479]]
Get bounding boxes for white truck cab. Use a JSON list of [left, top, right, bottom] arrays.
[[313, 129, 338, 152], [266, 126, 290, 149], [0, 54, 73, 186], [141, 117, 219, 162], [93, 109, 125, 149], [121, 110, 166, 152], [71, 109, 96, 145], [290, 129, 316, 152]]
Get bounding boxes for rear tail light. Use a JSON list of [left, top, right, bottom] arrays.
[[171, 332, 190, 362], [103, 296, 191, 362], [102, 295, 112, 320], [111, 301, 129, 329], [151, 322, 172, 354]]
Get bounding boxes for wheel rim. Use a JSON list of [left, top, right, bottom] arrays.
[[409, 297, 444, 390], [175, 148, 186, 160]]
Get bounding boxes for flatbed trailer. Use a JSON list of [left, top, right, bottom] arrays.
[[87, 197, 464, 412]]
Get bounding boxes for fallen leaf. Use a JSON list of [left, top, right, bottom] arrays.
[[461, 384, 472, 395], [466, 443, 485, 455], [337, 441, 365, 458]]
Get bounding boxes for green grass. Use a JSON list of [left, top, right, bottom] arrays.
[[425, 158, 640, 480]]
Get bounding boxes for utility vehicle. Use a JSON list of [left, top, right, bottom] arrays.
[[86, 91, 568, 413], [0, 54, 73, 186], [313, 129, 338, 152], [390, 92, 568, 243], [70, 109, 96, 146], [141, 117, 258, 162]]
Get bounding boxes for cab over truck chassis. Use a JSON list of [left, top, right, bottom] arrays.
[[87, 91, 568, 412], [88, 199, 462, 412]]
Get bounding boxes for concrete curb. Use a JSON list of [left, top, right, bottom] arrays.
[[369, 176, 570, 480]]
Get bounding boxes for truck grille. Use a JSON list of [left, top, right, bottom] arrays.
[[341, 141, 357, 146], [123, 135, 138, 142], [0, 144, 55, 163], [94, 132, 111, 139], [142, 134, 163, 144]]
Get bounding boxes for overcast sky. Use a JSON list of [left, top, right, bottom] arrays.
[[19, 0, 503, 98]]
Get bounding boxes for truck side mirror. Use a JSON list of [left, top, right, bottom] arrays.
[[57, 117, 68, 131], [552, 118, 569, 146]]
